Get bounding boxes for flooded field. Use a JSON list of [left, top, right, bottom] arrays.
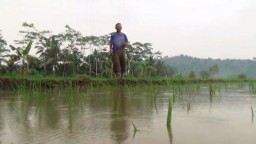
[[0, 83, 256, 144]]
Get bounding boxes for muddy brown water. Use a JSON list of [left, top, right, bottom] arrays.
[[0, 84, 256, 144]]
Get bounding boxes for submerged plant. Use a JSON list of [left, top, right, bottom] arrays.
[[151, 87, 159, 115], [187, 102, 191, 115], [153, 88, 157, 103], [251, 106, 254, 123], [251, 106, 254, 116], [34, 90, 47, 103], [17, 81, 26, 93]]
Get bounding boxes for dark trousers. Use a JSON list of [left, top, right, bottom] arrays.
[[112, 48, 126, 75]]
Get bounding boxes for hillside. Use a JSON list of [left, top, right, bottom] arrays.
[[162, 55, 256, 78]]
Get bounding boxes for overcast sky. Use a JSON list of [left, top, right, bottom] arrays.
[[1, 0, 256, 59]]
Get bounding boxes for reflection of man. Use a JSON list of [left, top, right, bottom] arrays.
[[110, 86, 129, 143], [109, 23, 129, 79]]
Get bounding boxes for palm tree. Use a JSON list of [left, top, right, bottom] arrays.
[[35, 36, 60, 73], [0, 55, 20, 73]]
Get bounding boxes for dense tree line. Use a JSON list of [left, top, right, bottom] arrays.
[[0, 22, 176, 77]]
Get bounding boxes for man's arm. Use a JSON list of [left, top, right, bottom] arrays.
[[122, 34, 129, 48], [109, 34, 113, 55]]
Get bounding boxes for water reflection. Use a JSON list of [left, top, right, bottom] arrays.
[[167, 126, 173, 144], [110, 85, 129, 143], [23, 91, 61, 130], [251, 106, 254, 124]]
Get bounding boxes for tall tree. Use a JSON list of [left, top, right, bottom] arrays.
[[59, 25, 83, 74], [15, 22, 51, 47], [35, 36, 60, 73]]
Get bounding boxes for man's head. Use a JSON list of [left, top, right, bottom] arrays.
[[115, 23, 122, 33]]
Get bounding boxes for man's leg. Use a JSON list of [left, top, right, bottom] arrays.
[[112, 51, 120, 78], [119, 49, 126, 79]]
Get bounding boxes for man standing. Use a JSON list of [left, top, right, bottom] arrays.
[[109, 23, 129, 79]]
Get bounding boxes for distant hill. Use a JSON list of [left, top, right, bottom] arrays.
[[162, 55, 256, 78]]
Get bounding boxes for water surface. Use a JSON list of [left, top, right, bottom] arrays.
[[0, 84, 256, 144]]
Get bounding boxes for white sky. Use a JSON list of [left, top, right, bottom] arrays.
[[0, 0, 256, 59]]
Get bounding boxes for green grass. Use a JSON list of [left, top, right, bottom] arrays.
[[2, 74, 256, 90]]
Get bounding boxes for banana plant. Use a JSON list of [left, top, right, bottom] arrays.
[[9, 40, 33, 74]]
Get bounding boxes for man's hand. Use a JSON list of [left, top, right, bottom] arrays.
[[109, 44, 113, 55], [109, 49, 113, 55], [122, 43, 128, 48]]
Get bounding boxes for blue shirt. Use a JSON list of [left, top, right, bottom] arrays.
[[110, 32, 128, 51]]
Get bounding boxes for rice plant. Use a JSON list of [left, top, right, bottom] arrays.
[[209, 83, 216, 96], [68, 79, 74, 107], [172, 92, 176, 104], [167, 94, 173, 127], [196, 83, 200, 92], [131, 119, 139, 140], [131, 120, 139, 132], [249, 82, 256, 95], [173, 85, 182, 96]]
